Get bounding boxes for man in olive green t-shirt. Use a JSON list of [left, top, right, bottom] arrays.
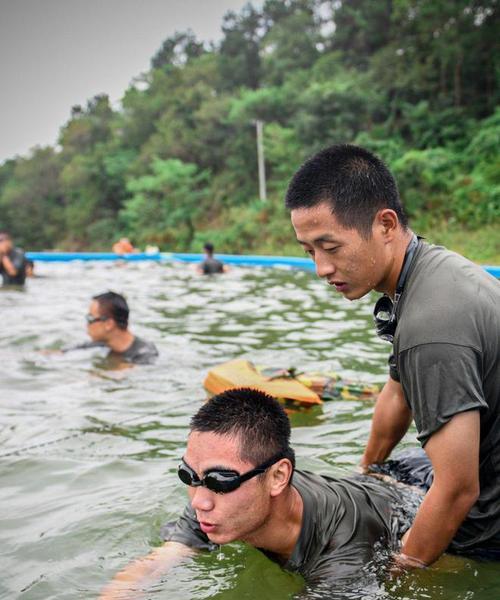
[[286, 143, 500, 567], [380, 241, 500, 556], [100, 389, 423, 598], [62, 291, 158, 365]]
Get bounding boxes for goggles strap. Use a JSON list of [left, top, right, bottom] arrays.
[[373, 234, 420, 343], [395, 234, 419, 296]]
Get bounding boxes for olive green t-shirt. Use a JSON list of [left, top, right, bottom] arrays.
[[162, 470, 419, 583], [63, 335, 158, 365], [390, 241, 500, 552]]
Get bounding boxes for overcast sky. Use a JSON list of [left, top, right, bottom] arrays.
[[0, 0, 259, 164]]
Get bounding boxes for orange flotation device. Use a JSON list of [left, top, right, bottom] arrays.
[[204, 359, 381, 408], [203, 359, 322, 408]]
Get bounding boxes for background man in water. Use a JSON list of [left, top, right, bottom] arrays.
[[100, 388, 422, 598], [197, 242, 226, 275], [286, 143, 500, 567], [0, 231, 27, 286], [65, 291, 158, 365]]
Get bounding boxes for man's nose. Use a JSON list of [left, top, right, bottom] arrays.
[[190, 486, 216, 512], [315, 251, 335, 279]]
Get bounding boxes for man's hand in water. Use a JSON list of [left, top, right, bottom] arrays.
[[354, 464, 369, 475], [392, 530, 426, 572], [391, 551, 428, 574], [390, 542, 470, 577], [99, 542, 195, 600]]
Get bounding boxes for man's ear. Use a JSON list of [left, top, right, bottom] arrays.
[[374, 208, 398, 240], [269, 459, 294, 497]]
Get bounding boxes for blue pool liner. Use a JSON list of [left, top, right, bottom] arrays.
[[26, 252, 162, 262], [482, 265, 500, 278], [166, 252, 317, 271], [25, 251, 500, 278]]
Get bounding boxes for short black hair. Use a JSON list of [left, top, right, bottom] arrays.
[[285, 144, 408, 238], [190, 388, 295, 469], [204, 242, 214, 254], [93, 291, 129, 330]]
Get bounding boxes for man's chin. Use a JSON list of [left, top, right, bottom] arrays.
[[341, 290, 359, 301], [206, 531, 235, 545], [343, 288, 371, 301]]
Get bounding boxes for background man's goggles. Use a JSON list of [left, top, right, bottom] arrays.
[[85, 314, 109, 325]]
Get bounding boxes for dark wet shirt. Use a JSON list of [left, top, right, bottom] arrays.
[[162, 469, 419, 583], [199, 257, 224, 274], [389, 242, 500, 552], [63, 335, 158, 365], [0, 247, 26, 285], [116, 336, 158, 364]]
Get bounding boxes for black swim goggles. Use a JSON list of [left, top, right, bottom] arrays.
[[177, 452, 285, 494], [373, 294, 400, 343], [85, 314, 109, 325]]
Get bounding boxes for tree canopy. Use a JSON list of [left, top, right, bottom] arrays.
[[1, 0, 498, 257]]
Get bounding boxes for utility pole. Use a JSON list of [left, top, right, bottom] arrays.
[[254, 119, 267, 202]]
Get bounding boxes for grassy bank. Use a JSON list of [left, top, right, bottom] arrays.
[[278, 224, 500, 266], [191, 198, 500, 266], [417, 223, 500, 265]]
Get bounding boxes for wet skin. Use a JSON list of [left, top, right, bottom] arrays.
[[291, 202, 398, 300], [87, 299, 110, 342], [184, 431, 278, 547]]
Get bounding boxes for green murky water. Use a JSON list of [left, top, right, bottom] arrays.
[[1, 261, 498, 599]]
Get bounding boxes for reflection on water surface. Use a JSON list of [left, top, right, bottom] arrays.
[[0, 262, 498, 599]]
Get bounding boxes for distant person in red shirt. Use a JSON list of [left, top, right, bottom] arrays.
[[112, 238, 135, 254]]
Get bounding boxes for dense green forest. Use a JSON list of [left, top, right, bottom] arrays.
[[1, 0, 498, 261]]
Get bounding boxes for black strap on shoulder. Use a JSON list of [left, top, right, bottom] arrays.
[[395, 234, 419, 296]]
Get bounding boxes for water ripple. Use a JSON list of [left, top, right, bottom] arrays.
[[0, 262, 493, 599]]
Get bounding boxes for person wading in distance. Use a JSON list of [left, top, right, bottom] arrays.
[[63, 291, 158, 365]]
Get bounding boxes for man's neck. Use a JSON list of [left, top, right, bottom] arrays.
[[382, 230, 415, 298], [244, 485, 303, 560], [106, 329, 135, 353]]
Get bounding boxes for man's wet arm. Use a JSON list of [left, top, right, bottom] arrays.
[[99, 541, 196, 599]]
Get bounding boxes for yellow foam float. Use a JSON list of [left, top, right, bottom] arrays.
[[204, 359, 380, 408]]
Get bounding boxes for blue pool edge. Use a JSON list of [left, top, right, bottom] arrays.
[[25, 251, 500, 278]]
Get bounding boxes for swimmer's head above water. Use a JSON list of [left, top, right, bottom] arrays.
[[87, 291, 129, 341]]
